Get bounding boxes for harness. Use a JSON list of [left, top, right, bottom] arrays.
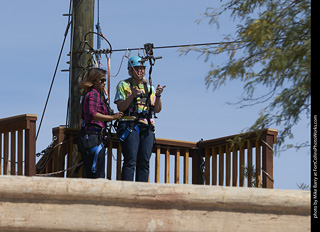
[[119, 78, 155, 142]]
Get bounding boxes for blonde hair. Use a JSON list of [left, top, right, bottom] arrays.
[[80, 68, 107, 91]]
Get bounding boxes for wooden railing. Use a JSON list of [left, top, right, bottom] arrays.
[[0, 114, 37, 176], [200, 128, 278, 188], [36, 126, 277, 188]]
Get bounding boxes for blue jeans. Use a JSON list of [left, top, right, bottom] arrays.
[[117, 121, 155, 182]]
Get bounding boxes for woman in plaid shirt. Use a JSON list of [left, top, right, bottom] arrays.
[[79, 68, 123, 178]]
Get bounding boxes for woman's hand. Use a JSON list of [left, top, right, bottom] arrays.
[[156, 84, 166, 97], [132, 87, 143, 97], [154, 84, 166, 113], [93, 112, 123, 122], [112, 112, 124, 120]]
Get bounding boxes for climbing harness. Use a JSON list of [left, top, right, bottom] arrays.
[[119, 78, 154, 142]]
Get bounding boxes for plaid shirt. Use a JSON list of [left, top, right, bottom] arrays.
[[83, 88, 108, 131]]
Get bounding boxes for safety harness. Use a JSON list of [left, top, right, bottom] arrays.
[[119, 78, 155, 142]]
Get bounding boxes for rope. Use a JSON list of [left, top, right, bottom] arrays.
[[36, 135, 79, 172], [261, 139, 274, 153], [36, 0, 72, 141], [36, 162, 83, 177]]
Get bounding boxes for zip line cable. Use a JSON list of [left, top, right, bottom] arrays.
[[36, 0, 72, 141], [110, 41, 241, 53]]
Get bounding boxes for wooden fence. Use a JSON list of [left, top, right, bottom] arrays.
[[201, 128, 278, 188], [36, 126, 277, 188], [0, 114, 37, 176]]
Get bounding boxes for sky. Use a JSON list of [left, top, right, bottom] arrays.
[[0, 0, 310, 189]]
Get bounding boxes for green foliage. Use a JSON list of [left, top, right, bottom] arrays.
[[297, 182, 310, 191], [181, 0, 311, 151]]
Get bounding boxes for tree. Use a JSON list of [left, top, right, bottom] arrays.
[[181, 0, 311, 151]]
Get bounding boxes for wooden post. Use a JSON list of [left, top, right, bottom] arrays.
[[165, 148, 170, 183], [192, 148, 204, 185], [175, 149, 180, 184], [183, 150, 189, 184], [247, 139, 253, 187], [225, 144, 231, 186], [218, 146, 224, 186], [262, 130, 277, 188], [255, 139, 261, 188], [232, 145, 238, 187], [52, 127, 66, 177], [68, 0, 94, 177], [3, 132, 9, 175], [116, 143, 122, 180], [107, 141, 113, 180], [155, 146, 160, 183], [69, 0, 94, 129], [239, 144, 245, 187], [204, 147, 210, 185], [10, 132, 16, 175], [212, 147, 217, 186], [25, 116, 37, 176]]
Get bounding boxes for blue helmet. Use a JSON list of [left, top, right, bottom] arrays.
[[127, 56, 146, 69]]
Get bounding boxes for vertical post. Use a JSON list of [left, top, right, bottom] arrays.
[[239, 144, 245, 187], [67, 135, 74, 177], [117, 143, 122, 180], [247, 139, 253, 187], [184, 150, 189, 184], [10, 132, 16, 175], [212, 147, 217, 186], [165, 148, 170, 183], [232, 145, 238, 187], [107, 141, 113, 180], [255, 139, 261, 188], [204, 147, 210, 185], [52, 127, 66, 177], [155, 146, 160, 183], [69, 0, 94, 177], [3, 132, 9, 175], [192, 149, 204, 185], [175, 149, 180, 184], [225, 144, 231, 186], [69, 0, 95, 129], [262, 130, 276, 188], [25, 116, 37, 176], [218, 146, 224, 186]]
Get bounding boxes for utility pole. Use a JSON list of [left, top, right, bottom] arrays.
[[69, 0, 95, 129]]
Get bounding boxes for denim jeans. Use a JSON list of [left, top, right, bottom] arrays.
[[117, 121, 155, 182]]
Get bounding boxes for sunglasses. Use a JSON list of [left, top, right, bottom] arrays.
[[100, 78, 106, 83]]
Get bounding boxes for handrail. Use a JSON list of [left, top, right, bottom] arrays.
[[36, 126, 277, 188], [0, 114, 37, 176], [199, 128, 278, 188]]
